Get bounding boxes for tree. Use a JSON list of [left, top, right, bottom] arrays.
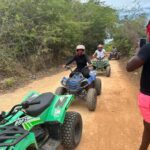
[[0, 0, 117, 76]]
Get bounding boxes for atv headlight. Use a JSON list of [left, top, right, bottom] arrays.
[[61, 77, 67, 86], [90, 70, 97, 76]]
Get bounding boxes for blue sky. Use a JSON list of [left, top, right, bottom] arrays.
[[81, 0, 150, 18], [101, 0, 150, 19], [101, 0, 150, 10]]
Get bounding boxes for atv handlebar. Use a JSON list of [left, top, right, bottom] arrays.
[[0, 104, 22, 120], [0, 101, 40, 120], [65, 65, 91, 73], [65, 65, 73, 72], [22, 101, 40, 109], [65, 65, 71, 70]]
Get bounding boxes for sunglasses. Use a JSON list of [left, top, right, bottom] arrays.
[[76, 49, 84, 52]]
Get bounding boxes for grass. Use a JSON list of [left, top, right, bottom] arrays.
[[0, 77, 16, 89]]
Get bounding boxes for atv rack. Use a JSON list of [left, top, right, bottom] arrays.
[[0, 125, 29, 147]]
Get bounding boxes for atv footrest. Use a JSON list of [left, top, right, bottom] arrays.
[[0, 126, 29, 146], [41, 139, 61, 150]]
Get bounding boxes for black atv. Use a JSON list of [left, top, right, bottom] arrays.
[[108, 51, 120, 60]]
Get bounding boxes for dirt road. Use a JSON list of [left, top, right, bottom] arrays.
[[0, 61, 144, 150]]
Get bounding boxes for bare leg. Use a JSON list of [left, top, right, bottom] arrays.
[[139, 121, 150, 150]]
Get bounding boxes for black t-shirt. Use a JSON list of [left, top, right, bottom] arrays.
[[138, 43, 150, 95], [66, 54, 91, 71]]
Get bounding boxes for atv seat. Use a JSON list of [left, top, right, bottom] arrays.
[[26, 92, 54, 117]]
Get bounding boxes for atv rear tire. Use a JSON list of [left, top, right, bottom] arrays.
[[87, 88, 97, 111], [106, 66, 111, 77], [55, 87, 66, 95], [94, 78, 101, 95], [116, 54, 120, 60], [61, 112, 82, 150]]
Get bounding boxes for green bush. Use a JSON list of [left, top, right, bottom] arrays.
[[112, 15, 147, 56], [0, 0, 117, 76], [0, 77, 16, 89]]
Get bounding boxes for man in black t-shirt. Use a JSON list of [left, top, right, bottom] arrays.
[[126, 43, 150, 150], [65, 45, 92, 78]]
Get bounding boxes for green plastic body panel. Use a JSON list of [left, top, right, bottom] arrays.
[[22, 91, 74, 126], [92, 59, 110, 69], [0, 91, 74, 149], [14, 133, 37, 150], [45, 94, 74, 123], [0, 133, 37, 150]]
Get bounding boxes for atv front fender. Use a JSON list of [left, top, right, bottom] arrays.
[[15, 132, 38, 150], [46, 95, 74, 124]]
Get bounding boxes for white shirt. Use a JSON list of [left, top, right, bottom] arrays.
[[94, 49, 105, 59]]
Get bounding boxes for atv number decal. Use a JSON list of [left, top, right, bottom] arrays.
[[15, 116, 30, 126], [54, 96, 68, 116], [54, 109, 61, 116], [22, 117, 43, 130], [55, 96, 68, 108]]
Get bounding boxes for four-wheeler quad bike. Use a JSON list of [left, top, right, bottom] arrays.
[[92, 58, 111, 77], [55, 66, 101, 111], [0, 91, 82, 150], [108, 51, 120, 60]]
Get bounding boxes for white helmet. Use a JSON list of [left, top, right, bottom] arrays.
[[97, 44, 103, 48], [76, 45, 85, 50]]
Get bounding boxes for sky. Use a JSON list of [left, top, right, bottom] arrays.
[[101, 0, 150, 10], [81, 0, 150, 18]]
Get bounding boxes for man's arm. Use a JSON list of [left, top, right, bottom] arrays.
[[93, 51, 97, 58], [65, 56, 75, 66], [86, 55, 92, 65], [103, 49, 106, 56], [126, 56, 144, 72], [126, 44, 150, 72]]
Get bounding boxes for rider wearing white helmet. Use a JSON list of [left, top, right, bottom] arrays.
[[93, 44, 106, 59], [65, 44, 91, 77]]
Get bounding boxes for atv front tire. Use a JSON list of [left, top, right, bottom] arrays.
[[108, 55, 111, 60], [87, 88, 97, 111], [55, 87, 66, 95], [106, 66, 111, 77], [61, 112, 82, 150], [94, 78, 101, 95]]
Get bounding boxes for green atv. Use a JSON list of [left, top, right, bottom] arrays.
[[92, 58, 111, 77], [0, 91, 82, 150]]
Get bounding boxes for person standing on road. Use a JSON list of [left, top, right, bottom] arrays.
[[126, 43, 150, 150]]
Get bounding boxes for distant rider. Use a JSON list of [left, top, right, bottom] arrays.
[[65, 45, 92, 78], [109, 46, 118, 57], [112, 47, 117, 53], [93, 44, 106, 60]]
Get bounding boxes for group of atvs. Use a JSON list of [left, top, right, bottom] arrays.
[[0, 52, 120, 150]]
